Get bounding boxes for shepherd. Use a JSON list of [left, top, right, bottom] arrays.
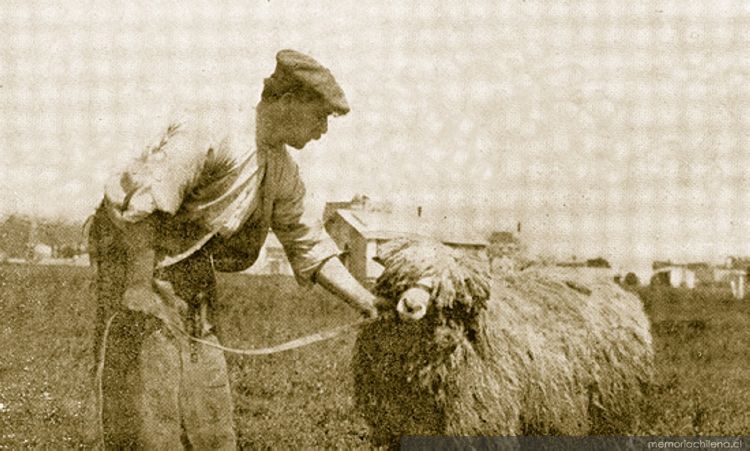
[[89, 50, 382, 449]]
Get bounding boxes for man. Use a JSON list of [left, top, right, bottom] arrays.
[[89, 49, 379, 449]]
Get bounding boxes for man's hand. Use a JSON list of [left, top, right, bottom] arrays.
[[342, 289, 380, 320], [316, 257, 381, 320], [119, 217, 187, 333], [122, 281, 187, 334], [358, 297, 378, 320]]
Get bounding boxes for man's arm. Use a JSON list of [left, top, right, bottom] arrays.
[[315, 257, 378, 319], [100, 118, 213, 326], [116, 217, 187, 329], [124, 218, 156, 287], [270, 149, 379, 319], [120, 218, 159, 312]]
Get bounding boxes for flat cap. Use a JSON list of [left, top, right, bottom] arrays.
[[263, 49, 350, 115]]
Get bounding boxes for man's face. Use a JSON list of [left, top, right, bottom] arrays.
[[281, 97, 331, 150]]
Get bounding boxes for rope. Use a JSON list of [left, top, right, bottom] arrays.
[[184, 317, 373, 355], [95, 312, 374, 445], [96, 312, 118, 449]]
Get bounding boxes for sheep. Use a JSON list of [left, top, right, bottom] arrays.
[[353, 239, 653, 447]]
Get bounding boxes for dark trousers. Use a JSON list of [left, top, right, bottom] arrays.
[[91, 207, 236, 449]]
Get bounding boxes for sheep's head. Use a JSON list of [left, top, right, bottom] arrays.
[[357, 239, 493, 418], [374, 238, 491, 327]]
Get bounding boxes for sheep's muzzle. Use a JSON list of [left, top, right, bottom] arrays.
[[395, 287, 431, 321]]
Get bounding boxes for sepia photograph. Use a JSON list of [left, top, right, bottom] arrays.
[[1, 1, 748, 449]]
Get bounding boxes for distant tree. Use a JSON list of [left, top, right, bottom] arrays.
[[487, 231, 523, 268], [0, 215, 31, 257], [58, 244, 79, 259], [38, 220, 85, 250], [0, 215, 87, 259], [531, 253, 558, 267], [624, 272, 640, 286], [487, 231, 522, 268], [586, 257, 611, 268]]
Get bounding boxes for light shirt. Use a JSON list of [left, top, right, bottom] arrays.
[[103, 112, 339, 285]]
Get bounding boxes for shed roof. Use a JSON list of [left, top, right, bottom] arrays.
[[333, 209, 488, 247]]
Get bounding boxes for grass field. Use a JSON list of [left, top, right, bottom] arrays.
[[1, 264, 749, 448]]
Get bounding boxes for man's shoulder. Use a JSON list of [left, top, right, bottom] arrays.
[[162, 105, 255, 159], [265, 145, 305, 197]]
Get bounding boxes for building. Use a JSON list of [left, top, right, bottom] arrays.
[[685, 262, 714, 286], [324, 203, 488, 284], [557, 257, 611, 269], [322, 194, 393, 222], [243, 232, 294, 276], [31, 243, 53, 262], [650, 265, 696, 289], [487, 230, 523, 272], [725, 256, 750, 272], [553, 257, 616, 283], [648, 258, 748, 298], [714, 263, 747, 300]]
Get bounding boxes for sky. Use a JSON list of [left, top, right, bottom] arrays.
[[1, 0, 749, 275]]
